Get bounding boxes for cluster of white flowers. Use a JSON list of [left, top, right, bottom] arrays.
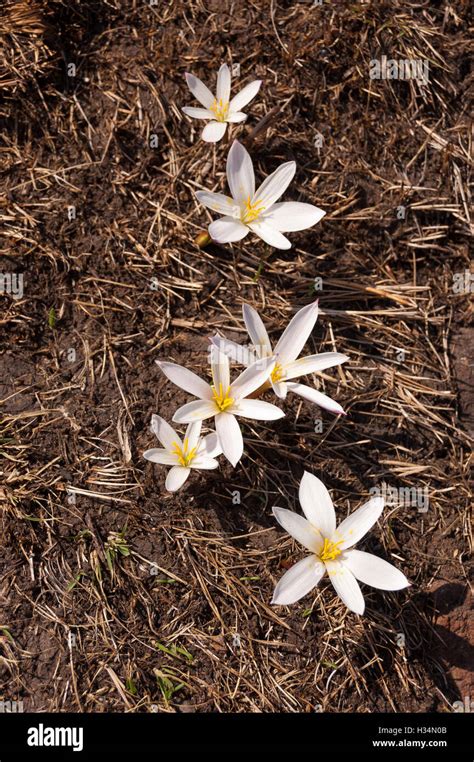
[[183, 63, 325, 250], [147, 299, 346, 474], [142, 65, 410, 614]]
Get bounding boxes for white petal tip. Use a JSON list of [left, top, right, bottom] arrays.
[[371, 496, 385, 510]]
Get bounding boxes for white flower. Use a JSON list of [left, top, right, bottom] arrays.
[[271, 472, 410, 614], [156, 350, 285, 468], [143, 415, 221, 492], [212, 300, 348, 415], [195, 140, 325, 249], [183, 63, 261, 143]]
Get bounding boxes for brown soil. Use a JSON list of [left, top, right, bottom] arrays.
[[0, 0, 472, 713]]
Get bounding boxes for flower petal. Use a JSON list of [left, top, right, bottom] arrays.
[[272, 506, 322, 554], [271, 555, 325, 606], [182, 106, 213, 120], [165, 466, 190, 492], [210, 346, 230, 391], [202, 121, 227, 142], [216, 63, 231, 103], [156, 360, 212, 400], [332, 497, 385, 550], [262, 202, 326, 232], [284, 352, 349, 380], [230, 354, 275, 400], [195, 190, 240, 217], [189, 456, 219, 470], [184, 420, 202, 451], [211, 335, 257, 366], [242, 303, 272, 357], [253, 161, 296, 208], [271, 379, 288, 399], [233, 398, 285, 420], [143, 448, 179, 466], [248, 221, 291, 249], [215, 412, 243, 467], [298, 471, 336, 539], [209, 216, 249, 243], [226, 140, 255, 205], [226, 111, 247, 123], [343, 550, 410, 591], [286, 382, 346, 415], [229, 79, 262, 112], [150, 414, 179, 451], [274, 300, 319, 365], [185, 72, 215, 108], [197, 432, 222, 457], [325, 560, 365, 614], [173, 400, 217, 424]]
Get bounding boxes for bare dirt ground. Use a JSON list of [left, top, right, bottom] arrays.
[[0, 0, 472, 713]]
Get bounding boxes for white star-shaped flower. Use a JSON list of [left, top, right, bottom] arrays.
[[212, 300, 347, 414], [156, 349, 284, 468], [272, 471, 410, 614], [143, 415, 221, 492], [183, 63, 261, 143], [196, 141, 326, 249]]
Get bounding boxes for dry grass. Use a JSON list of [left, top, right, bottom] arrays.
[[0, 0, 472, 713]]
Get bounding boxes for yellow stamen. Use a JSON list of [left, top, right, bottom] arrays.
[[210, 98, 229, 122], [171, 437, 198, 467], [319, 537, 343, 562], [242, 195, 266, 224], [211, 382, 234, 412], [271, 362, 285, 383]]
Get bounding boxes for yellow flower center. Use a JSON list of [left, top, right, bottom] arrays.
[[211, 383, 235, 413], [319, 538, 343, 562], [271, 362, 285, 383], [210, 98, 229, 122], [242, 195, 266, 224], [171, 438, 198, 467]]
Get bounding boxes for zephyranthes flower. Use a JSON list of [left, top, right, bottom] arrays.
[[143, 415, 221, 492], [156, 349, 284, 467], [183, 63, 261, 143], [195, 140, 325, 249], [272, 472, 410, 614], [212, 300, 347, 414]]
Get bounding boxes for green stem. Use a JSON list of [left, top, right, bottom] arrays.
[[253, 245, 272, 282]]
